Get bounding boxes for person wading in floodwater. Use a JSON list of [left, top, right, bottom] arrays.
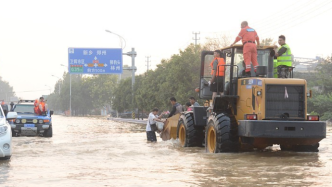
[[146, 108, 164, 142]]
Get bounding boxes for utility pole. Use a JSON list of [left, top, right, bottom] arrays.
[[192, 32, 200, 45], [123, 48, 137, 117], [145, 56, 151, 72]]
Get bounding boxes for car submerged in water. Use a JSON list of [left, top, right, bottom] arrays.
[[0, 104, 17, 160], [9, 100, 53, 137]]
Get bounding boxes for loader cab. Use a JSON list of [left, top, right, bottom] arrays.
[[199, 45, 276, 100]]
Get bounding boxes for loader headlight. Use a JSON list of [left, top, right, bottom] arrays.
[[39, 120, 44, 124], [16, 119, 21, 124], [257, 91, 262, 96], [33, 119, 38, 123], [22, 119, 27, 123]]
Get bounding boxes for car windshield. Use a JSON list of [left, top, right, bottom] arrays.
[[13, 104, 35, 114]]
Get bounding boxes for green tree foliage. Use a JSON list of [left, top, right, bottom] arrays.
[[113, 44, 201, 113], [47, 73, 118, 115], [0, 76, 15, 102], [296, 58, 332, 120], [112, 77, 135, 112], [308, 58, 332, 120]]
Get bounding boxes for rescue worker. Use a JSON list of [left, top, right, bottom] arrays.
[[34, 99, 41, 115], [209, 50, 225, 107], [231, 21, 260, 76], [274, 35, 292, 78], [38, 97, 46, 115], [168, 97, 183, 118]]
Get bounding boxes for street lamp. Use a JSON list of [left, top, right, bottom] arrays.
[[105, 30, 129, 82], [105, 30, 126, 49], [51, 75, 61, 95], [105, 30, 137, 118], [44, 85, 51, 94], [61, 64, 71, 116]]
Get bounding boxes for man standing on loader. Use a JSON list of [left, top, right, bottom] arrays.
[[209, 50, 225, 107], [273, 35, 293, 78], [231, 21, 260, 76]]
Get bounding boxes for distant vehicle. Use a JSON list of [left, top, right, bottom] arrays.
[[119, 112, 132, 118], [0, 103, 17, 160], [9, 100, 53, 137]]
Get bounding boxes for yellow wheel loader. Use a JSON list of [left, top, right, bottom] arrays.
[[164, 45, 326, 153]]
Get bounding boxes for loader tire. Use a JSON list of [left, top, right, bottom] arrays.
[[205, 113, 239, 153], [177, 112, 204, 147]]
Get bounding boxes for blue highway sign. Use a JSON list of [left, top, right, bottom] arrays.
[[68, 48, 123, 74]]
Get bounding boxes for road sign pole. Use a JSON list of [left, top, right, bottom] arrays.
[[131, 48, 136, 119], [123, 48, 137, 119], [70, 74, 71, 116], [131, 48, 136, 90]]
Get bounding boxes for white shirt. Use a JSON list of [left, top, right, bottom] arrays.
[[146, 112, 158, 131]]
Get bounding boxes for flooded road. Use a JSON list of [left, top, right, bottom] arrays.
[[1, 115, 331, 187]]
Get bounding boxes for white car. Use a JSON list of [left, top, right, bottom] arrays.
[[0, 106, 17, 160]]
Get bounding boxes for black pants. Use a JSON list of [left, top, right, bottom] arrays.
[[210, 76, 224, 92], [146, 131, 157, 142]]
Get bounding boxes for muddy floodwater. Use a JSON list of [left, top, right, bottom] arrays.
[[0, 116, 331, 187]]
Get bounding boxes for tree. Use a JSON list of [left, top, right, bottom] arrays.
[[306, 57, 332, 120], [47, 72, 119, 116], [0, 77, 15, 102], [134, 44, 201, 112], [204, 33, 232, 50], [112, 77, 134, 112], [260, 38, 275, 46]]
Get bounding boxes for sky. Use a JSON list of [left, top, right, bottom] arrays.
[[1, 0, 332, 99]]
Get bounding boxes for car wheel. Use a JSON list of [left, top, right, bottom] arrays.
[[0, 156, 11, 160], [44, 126, 53, 137]]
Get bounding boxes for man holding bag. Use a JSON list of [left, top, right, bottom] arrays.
[[146, 108, 164, 142]]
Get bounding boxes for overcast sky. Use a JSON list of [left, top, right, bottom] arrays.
[[1, 0, 332, 99]]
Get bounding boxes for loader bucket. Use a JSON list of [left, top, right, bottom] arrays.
[[161, 113, 181, 141]]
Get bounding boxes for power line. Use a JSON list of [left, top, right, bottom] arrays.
[[192, 32, 200, 45], [254, 0, 317, 29], [261, 5, 332, 38], [259, 0, 332, 35], [202, 1, 314, 38]]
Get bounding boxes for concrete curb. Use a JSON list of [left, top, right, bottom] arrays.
[[108, 117, 147, 125]]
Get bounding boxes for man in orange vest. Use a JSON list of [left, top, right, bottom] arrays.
[[38, 97, 46, 115], [231, 21, 260, 76], [34, 99, 41, 115], [209, 50, 225, 107]]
